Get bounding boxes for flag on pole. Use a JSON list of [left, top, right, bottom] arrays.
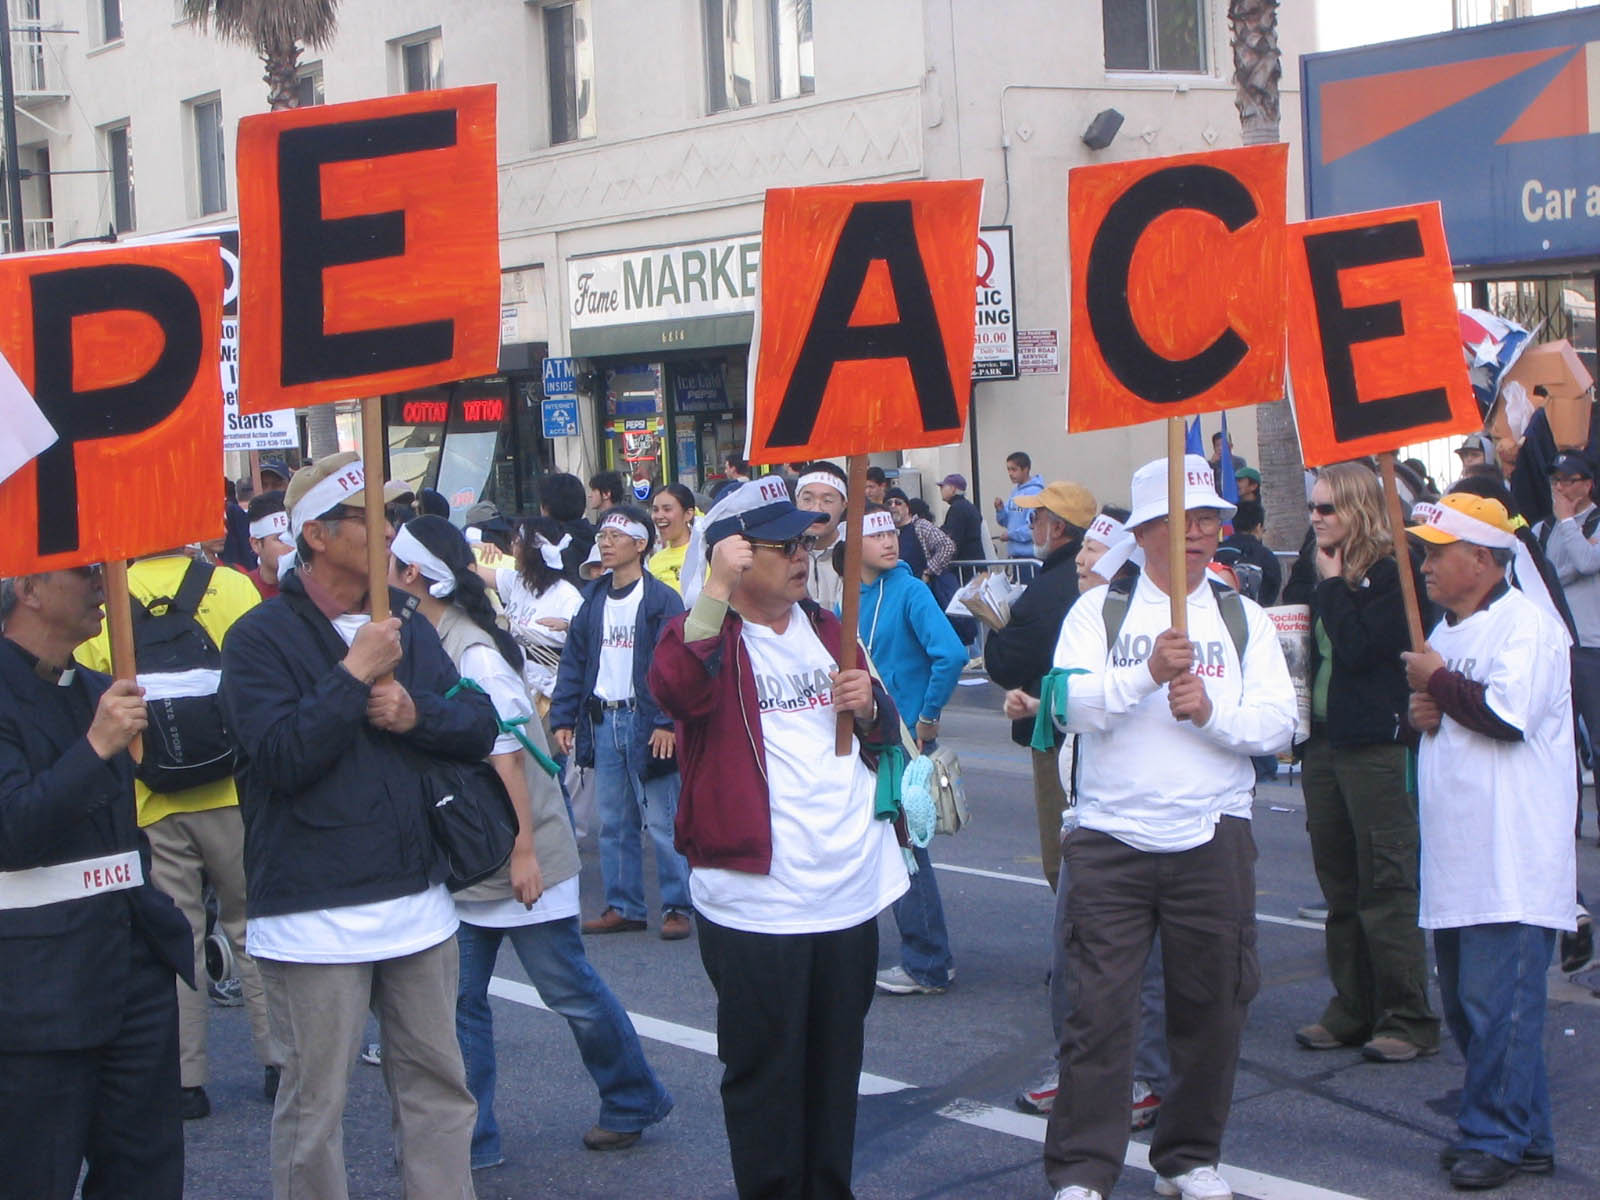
[[1185, 417, 1204, 458], [1217, 411, 1239, 506]]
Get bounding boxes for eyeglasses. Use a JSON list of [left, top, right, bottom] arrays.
[[1147, 512, 1222, 532], [1307, 503, 1338, 517], [748, 534, 820, 558], [594, 530, 641, 545]]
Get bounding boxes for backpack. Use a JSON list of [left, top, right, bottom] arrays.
[[131, 560, 237, 794], [1537, 506, 1600, 551], [1100, 575, 1248, 663]]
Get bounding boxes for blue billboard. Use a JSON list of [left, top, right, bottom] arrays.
[[1303, 7, 1600, 268]]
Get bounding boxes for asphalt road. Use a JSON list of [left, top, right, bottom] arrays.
[[180, 679, 1600, 1199]]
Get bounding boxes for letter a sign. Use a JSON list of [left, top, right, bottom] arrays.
[[235, 85, 501, 412], [746, 180, 983, 464], [1068, 144, 1287, 432]]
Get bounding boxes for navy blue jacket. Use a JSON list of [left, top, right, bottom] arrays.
[[0, 640, 193, 1052], [548, 571, 684, 770], [219, 572, 499, 919]]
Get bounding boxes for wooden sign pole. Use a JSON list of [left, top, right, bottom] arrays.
[[835, 453, 868, 756], [103, 559, 141, 762], [1379, 451, 1426, 651], [1166, 417, 1187, 635], [362, 396, 391, 625]]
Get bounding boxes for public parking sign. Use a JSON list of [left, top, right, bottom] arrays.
[[542, 355, 577, 396], [541, 396, 579, 438], [973, 227, 1016, 381]]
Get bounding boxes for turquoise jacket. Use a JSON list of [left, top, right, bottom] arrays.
[[851, 562, 966, 727]]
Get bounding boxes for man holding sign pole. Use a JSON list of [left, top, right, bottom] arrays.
[[1039, 456, 1294, 1200]]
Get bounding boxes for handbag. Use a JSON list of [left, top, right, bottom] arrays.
[[415, 750, 519, 892]]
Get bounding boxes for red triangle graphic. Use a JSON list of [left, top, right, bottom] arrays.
[[1321, 45, 1571, 164], [1498, 46, 1590, 143], [848, 258, 900, 327]]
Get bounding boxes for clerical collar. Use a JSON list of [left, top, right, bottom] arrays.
[[4, 637, 76, 685]]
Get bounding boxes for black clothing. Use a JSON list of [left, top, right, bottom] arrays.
[[558, 517, 597, 585], [984, 540, 1083, 746], [218, 572, 498, 919], [222, 500, 256, 569], [941, 494, 986, 562], [1220, 531, 1282, 606]]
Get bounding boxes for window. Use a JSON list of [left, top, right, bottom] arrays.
[[545, 2, 595, 143], [100, 0, 122, 43], [1102, 0, 1205, 73], [396, 33, 440, 93], [104, 122, 134, 232], [705, 0, 756, 112], [769, 0, 813, 100], [292, 64, 325, 108], [191, 97, 227, 215]]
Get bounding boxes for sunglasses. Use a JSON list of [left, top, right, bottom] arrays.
[[748, 534, 820, 557], [1307, 503, 1337, 517]]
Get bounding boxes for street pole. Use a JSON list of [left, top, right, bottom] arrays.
[[0, 1, 25, 254]]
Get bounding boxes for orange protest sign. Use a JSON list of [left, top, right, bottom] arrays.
[[1067, 144, 1288, 432], [0, 241, 223, 573], [747, 179, 983, 464], [236, 84, 500, 413], [1286, 202, 1477, 468]]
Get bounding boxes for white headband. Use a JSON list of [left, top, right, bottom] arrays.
[[1092, 532, 1142, 581], [863, 510, 897, 536], [289, 462, 365, 540], [535, 532, 571, 571], [1408, 502, 1519, 551], [599, 512, 650, 542], [796, 471, 846, 499], [390, 524, 457, 598], [249, 510, 289, 540], [1086, 513, 1124, 547]]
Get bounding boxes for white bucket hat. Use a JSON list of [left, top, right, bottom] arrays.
[[1125, 454, 1236, 529]]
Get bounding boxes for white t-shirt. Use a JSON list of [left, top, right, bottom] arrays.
[[451, 643, 581, 928], [1052, 575, 1296, 853], [689, 606, 908, 933], [594, 579, 643, 702], [1418, 586, 1578, 932], [494, 568, 583, 698], [246, 611, 459, 964]]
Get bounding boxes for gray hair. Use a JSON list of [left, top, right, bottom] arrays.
[[1488, 545, 1515, 569], [0, 576, 22, 629]]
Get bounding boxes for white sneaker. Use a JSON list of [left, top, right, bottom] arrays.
[[1052, 1188, 1103, 1200], [1154, 1165, 1232, 1199], [875, 965, 951, 995]]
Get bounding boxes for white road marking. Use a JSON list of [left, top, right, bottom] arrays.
[[933, 862, 1324, 930], [486, 977, 1367, 1200]]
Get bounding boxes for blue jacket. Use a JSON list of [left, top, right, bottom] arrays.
[[1000, 473, 1044, 557], [854, 563, 966, 728], [549, 571, 684, 769]]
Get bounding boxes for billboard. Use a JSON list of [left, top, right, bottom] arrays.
[[1303, 7, 1600, 268]]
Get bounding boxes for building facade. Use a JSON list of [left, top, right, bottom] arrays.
[[6, 0, 1316, 519]]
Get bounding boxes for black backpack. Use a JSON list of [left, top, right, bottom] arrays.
[[131, 560, 237, 794]]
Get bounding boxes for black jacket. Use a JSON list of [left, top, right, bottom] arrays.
[[983, 540, 1082, 746], [219, 572, 498, 919], [1220, 531, 1282, 606], [1285, 548, 1428, 748], [942, 494, 986, 562], [0, 640, 193, 1052]]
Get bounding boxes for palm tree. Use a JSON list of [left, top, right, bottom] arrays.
[[1229, 0, 1305, 551], [184, 0, 342, 457]]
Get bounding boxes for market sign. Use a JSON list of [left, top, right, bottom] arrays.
[[568, 235, 762, 329], [1303, 6, 1600, 267], [973, 226, 1016, 381]]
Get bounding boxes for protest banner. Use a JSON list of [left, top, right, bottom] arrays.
[[1285, 202, 1477, 648], [237, 84, 501, 621], [745, 179, 982, 750], [1067, 144, 1287, 630]]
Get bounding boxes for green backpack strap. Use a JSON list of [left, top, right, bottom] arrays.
[[1101, 578, 1247, 663], [445, 677, 561, 779], [1101, 588, 1131, 658]]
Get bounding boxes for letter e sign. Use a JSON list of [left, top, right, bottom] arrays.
[[746, 180, 983, 463], [1067, 144, 1287, 432], [0, 242, 223, 573], [236, 85, 500, 413], [1286, 202, 1478, 468]]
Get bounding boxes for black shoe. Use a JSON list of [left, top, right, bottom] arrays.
[[263, 1065, 281, 1101], [1449, 1150, 1519, 1190], [1440, 1147, 1555, 1175], [1561, 913, 1593, 973], [180, 1086, 211, 1121]]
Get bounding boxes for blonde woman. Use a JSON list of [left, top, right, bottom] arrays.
[[1285, 462, 1440, 1063]]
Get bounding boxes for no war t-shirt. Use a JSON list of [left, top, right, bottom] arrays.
[[595, 578, 643, 702]]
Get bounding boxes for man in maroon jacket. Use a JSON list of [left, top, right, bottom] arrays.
[[648, 478, 908, 1200]]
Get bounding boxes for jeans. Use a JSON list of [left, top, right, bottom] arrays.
[[1434, 923, 1557, 1164], [592, 706, 692, 919], [890, 844, 955, 987], [455, 918, 672, 1167]]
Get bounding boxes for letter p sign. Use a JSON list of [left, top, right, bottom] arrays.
[[236, 85, 501, 412], [0, 242, 223, 574]]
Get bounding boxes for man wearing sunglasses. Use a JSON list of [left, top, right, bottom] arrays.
[[649, 476, 907, 1199]]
